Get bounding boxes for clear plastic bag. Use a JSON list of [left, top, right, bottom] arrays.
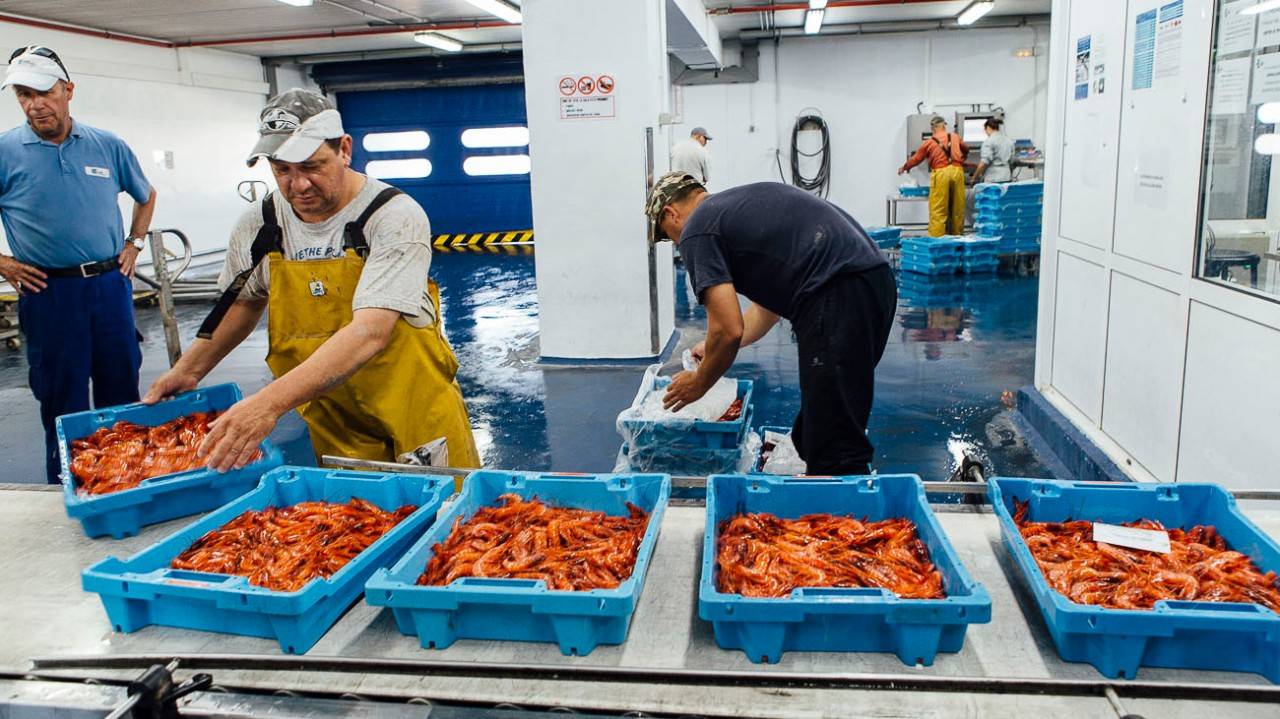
[[614, 364, 753, 475], [760, 429, 808, 476]]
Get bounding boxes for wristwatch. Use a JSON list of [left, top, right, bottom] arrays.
[[127, 235, 145, 251]]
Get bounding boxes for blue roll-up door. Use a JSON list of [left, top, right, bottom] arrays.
[[338, 84, 531, 235]]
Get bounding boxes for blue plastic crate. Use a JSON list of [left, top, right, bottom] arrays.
[[990, 478, 1280, 682], [901, 257, 961, 276], [618, 405, 757, 475], [751, 425, 800, 475], [974, 181, 1044, 200], [899, 186, 930, 197], [960, 260, 999, 274], [901, 237, 964, 257], [866, 226, 903, 250], [619, 377, 753, 450], [57, 383, 285, 539], [82, 467, 451, 654], [700, 474, 991, 664], [366, 470, 671, 656]]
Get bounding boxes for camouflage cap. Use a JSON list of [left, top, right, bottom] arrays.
[[645, 171, 705, 242]]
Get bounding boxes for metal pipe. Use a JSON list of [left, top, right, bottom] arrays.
[[738, 14, 1049, 39], [266, 43, 522, 66], [716, 0, 958, 13], [180, 19, 513, 48], [148, 230, 182, 367], [0, 11, 173, 48]]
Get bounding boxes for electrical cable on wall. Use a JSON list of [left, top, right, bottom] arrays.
[[789, 109, 831, 199]]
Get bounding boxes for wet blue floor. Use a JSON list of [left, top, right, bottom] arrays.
[[0, 251, 1052, 483]]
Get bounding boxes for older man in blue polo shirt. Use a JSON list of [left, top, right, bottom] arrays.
[[0, 45, 158, 483]]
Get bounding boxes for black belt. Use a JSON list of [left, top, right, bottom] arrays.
[[38, 259, 118, 278]]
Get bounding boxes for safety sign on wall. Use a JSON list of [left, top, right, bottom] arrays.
[[559, 73, 616, 120]]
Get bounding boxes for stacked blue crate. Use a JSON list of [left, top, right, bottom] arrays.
[[865, 226, 903, 250], [899, 236, 963, 275], [974, 181, 1043, 254], [957, 236, 999, 273]]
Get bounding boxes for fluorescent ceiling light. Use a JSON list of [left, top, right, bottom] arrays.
[[1243, 0, 1280, 15], [804, 8, 824, 34], [362, 130, 431, 152], [275, 0, 313, 6], [957, 0, 995, 25], [463, 0, 521, 24], [414, 32, 463, 51], [461, 126, 530, 148], [809, 0, 828, 8]]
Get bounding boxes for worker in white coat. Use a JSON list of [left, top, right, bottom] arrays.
[[671, 127, 711, 184], [973, 117, 1014, 184]]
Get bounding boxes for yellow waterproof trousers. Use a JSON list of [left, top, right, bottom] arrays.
[[928, 164, 966, 237], [264, 251, 480, 477]]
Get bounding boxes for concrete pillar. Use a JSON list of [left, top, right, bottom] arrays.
[[522, 0, 675, 360]]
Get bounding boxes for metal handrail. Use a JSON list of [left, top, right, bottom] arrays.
[[133, 228, 194, 290]]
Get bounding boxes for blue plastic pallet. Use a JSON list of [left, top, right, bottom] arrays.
[[619, 377, 753, 450], [366, 470, 671, 656], [990, 478, 1280, 682], [700, 474, 991, 664], [82, 467, 450, 654], [57, 383, 285, 539]]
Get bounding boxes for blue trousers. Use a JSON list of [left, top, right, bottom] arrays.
[[17, 271, 142, 483]]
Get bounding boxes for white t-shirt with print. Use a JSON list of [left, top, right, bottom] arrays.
[[217, 177, 436, 326]]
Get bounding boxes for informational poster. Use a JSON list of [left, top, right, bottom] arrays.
[[1074, 35, 1091, 100], [1212, 56, 1251, 115], [1154, 0, 1184, 81], [1260, 10, 1280, 48], [1133, 8, 1157, 90], [558, 73, 616, 120], [1251, 52, 1280, 104], [1218, 0, 1257, 55]]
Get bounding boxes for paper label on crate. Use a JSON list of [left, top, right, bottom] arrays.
[[1092, 522, 1170, 554]]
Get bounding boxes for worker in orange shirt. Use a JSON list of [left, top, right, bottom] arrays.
[[898, 115, 969, 237]]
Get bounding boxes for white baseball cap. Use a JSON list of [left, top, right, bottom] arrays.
[[247, 89, 346, 167], [2, 46, 70, 92]]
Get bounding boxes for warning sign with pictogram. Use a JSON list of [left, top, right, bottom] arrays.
[[557, 72, 617, 120]]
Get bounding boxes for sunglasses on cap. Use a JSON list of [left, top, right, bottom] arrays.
[[9, 45, 69, 80]]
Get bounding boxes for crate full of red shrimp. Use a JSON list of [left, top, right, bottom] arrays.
[[82, 467, 451, 654], [990, 478, 1280, 682], [699, 473, 992, 665], [56, 383, 283, 538], [365, 470, 671, 656]]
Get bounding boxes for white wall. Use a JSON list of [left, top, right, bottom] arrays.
[[523, 0, 676, 359], [0, 23, 271, 260], [1036, 0, 1280, 488], [676, 26, 1050, 225]]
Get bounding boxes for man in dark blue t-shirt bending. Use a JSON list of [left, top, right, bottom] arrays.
[[644, 172, 897, 475]]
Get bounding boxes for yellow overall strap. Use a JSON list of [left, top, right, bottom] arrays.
[[196, 194, 283, 339]]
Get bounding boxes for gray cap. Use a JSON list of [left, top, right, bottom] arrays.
[[691, 126, 712, 140], [247, 89, 346, 167], [930, 115, 947, 127]]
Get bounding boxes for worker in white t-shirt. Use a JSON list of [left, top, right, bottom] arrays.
[[144, 89, 479, 473], [671, 126, 711, 184]]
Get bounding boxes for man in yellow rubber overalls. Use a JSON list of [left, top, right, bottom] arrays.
[[144, 89, 479, 473], [898, 115, 970, 237]]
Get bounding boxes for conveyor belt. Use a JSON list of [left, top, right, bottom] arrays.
[[5, 483, 1280, 718]]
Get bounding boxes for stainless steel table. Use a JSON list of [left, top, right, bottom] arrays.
[[3, 484, 1279, 718]]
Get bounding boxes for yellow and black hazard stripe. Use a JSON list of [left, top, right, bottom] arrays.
[[432, 230, 534, 248], [434, 243, 534, 255]]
